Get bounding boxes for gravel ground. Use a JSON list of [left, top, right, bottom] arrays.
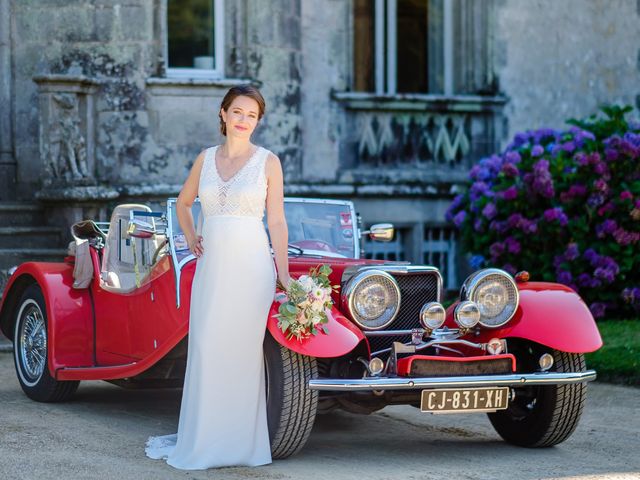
[[0, 351, 638, 480]]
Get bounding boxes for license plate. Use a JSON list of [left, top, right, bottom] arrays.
[[420, 387, 510, 414]]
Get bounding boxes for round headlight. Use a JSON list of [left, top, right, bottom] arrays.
[[342, 270, 401, 330], [454, 300, 481, 328], [461, 268, 519, 328], [420, 302, 446, 330]]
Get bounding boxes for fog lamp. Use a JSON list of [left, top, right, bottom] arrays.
[[539, 353, 554, 371], [419, 302, 446, 330], [454, 300, 481, 328], [369, 357, 384, 376]]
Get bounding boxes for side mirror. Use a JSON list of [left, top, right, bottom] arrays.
[[362, 223, 394, 242], [127, 218, 156, 239]]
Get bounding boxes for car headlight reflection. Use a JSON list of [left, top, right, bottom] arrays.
[[461, 268, 519, 328], [342, 270, 400, 330]]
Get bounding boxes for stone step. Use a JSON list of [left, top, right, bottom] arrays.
[[0, 247, 68, 269], [0, 202, 46, 227], [0, 226, 64, 249]]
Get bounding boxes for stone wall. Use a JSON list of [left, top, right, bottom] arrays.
[[5, 0, 306, 203], [495, 0, 640, 142]]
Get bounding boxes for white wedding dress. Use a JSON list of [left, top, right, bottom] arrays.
[[145, 145, 277, 469]]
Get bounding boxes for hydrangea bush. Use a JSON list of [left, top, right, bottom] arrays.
[[446, 106, 640, 319]]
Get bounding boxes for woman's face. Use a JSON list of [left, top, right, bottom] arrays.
[[220, 95, 261, 139]]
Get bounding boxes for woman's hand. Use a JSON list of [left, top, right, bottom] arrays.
[[189, 235, 204, 258], [277, 273, 292, 291]]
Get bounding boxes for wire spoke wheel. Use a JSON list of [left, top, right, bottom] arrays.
[[12, 284, 79, 402]]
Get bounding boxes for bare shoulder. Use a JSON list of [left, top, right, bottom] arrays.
[[265, 151, 283, 177]]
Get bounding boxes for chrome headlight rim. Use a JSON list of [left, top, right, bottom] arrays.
[[462, 268, 519, 328], [341, 269, 401, 331], [419, 302, 446, 330], [454, 300, 481, 329]]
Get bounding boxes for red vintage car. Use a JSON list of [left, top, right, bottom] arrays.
[[0, 197, 602, 456]]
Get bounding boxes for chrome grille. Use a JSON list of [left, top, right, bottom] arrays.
[[368, 273, 440, 354]]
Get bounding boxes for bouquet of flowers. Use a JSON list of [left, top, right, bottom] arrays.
[[274, 264, 339, 342]]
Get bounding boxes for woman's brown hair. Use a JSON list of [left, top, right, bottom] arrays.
[[218, 85, 266, 136]]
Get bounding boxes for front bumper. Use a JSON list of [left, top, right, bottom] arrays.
[[308, 370, 597, 391]]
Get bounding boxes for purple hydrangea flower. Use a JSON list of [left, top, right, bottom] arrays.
[[593, 179, 608, 192], [482, 202, 498, 220], [505, 237, 521, 254], [504, 151, 522, 164], [501, 163, 519, 177], [521, 219, 538, 234], [596, 219, 618, 238], [501, 186, 519, 201], [453, 210, 466, 228], [565, 243, 579, 261], [531, 145, 544, 157], [593, 161, 608, 175], [620, 190, 633, 201], [583, 248, 599, 265], [587, 193, 606, 208], [589, 302, 607, 319], [577, 273, 593, 288], [489, 242, 505, 259], [543, 207, 568, 226], [528, 159, 555, 198], [507, 213, 523, 228], [557, 269, 573, 285], [489, 220, 508, 234]]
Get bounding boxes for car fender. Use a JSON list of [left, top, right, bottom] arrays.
[[266, 303, 366, 358], [0, 262, 95, 375], [447, 282, 602, 353]]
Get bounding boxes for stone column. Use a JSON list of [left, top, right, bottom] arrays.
[[32, 74, 118, 237], [0, 0, 15, 200]]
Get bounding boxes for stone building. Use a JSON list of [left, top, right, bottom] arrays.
[[0, 0, 639, 290]]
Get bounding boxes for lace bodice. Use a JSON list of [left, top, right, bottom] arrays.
[[198, 145, 270, 219]]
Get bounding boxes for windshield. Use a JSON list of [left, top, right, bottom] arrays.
[[167, 197, 358, 262], [267, 199, 358, 258]]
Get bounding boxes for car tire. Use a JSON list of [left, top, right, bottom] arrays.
[[13, 283, 79, 402], [488, 343, 587, 447], [264, 331, 318, 459]]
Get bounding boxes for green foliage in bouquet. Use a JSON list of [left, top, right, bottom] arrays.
[[275, 264, 340, 342]]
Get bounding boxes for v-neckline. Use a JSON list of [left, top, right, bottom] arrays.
[[213, 145, 261, 184]]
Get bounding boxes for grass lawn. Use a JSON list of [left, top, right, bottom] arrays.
[[586, 319, 640, 386]]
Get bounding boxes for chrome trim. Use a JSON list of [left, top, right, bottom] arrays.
[[308, 370, 597, 391], [371, 338, 488, 357], [364, 327, 461, 338], [341, 265, 443, 303], [342, 269, 402, 330], [462, 268, 519, 328]]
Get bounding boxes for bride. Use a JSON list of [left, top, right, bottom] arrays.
[[145, 85, 292, 469]]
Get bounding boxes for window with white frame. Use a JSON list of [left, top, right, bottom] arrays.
[[353, 0, 492, 96], [166, 0, 225, 78]]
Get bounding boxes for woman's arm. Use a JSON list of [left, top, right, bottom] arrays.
[[265, 152, 291, 288], [176, 150, 206, 257]]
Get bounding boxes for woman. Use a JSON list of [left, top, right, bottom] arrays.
[[145, 85, 292, 469]]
